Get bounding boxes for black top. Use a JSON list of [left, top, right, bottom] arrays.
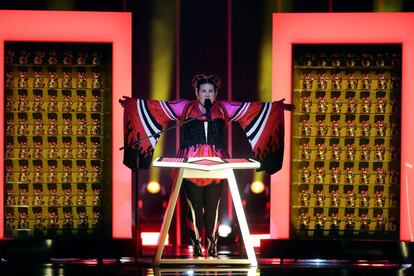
[[180, 118, 226, 152]]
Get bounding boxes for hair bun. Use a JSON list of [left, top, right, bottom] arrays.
[[192, 74, 221, 90]]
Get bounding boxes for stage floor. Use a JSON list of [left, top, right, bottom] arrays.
[[0, 258, 411, 276], [0, 245, 412, 276]]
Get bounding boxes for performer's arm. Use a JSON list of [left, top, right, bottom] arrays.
[[221, 99, 293, 174], [121, 97, 188, 170]]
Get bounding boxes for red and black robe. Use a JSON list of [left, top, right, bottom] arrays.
[[123, 98, 286, 179]]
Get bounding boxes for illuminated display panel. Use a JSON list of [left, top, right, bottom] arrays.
[[272, 12, 414, 241], [0, 10, 131, 239]]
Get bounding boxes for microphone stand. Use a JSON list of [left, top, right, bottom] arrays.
[[119, 110, 210, 261]]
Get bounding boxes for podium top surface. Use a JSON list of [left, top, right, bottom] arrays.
[[152, 157, 261, 171]]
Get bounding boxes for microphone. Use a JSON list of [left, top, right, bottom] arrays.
[[204, 99, 212, 120]]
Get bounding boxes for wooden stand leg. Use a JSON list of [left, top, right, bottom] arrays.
[[153, 168, 184, 265], [227, 170, 258, 267], [153, 167, 257, 266]]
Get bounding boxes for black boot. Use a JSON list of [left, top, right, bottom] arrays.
[[207, 237, 218, 259], [192, 239, 203, 259]]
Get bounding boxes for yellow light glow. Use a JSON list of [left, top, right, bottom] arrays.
[[149, 0, 176, 181], [147, 181, 161, 194], [250, 181, 265, 194], [258, 0, 277, 102], [373, 0, 402, 12]]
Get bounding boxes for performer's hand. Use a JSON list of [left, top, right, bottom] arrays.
[[119, 96, 131, 107], [282, 102, 295, 111], [275, 98, 295, 111]]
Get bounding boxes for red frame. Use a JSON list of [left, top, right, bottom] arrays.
[[271, 12, 414, 241], [0, 10, 132, 239]]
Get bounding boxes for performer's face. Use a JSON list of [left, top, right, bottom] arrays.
[[196, 83, 217, 105]]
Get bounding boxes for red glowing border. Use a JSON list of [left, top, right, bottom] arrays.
[[0, 10, 132, 239], [272, 12, 414, 241]]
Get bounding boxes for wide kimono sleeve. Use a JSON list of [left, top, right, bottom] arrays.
[[221, 99, 286, 174], [122, 98, 188, 171]]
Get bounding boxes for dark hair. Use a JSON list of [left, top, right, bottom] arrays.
[[192, 74, 221, 90]]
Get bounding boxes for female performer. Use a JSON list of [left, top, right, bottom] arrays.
[[122, 74, 292, 259]]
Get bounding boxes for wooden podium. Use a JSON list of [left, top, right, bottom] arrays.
[[152, 157, 260, 266]]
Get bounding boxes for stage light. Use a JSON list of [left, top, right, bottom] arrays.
[[400, 242, 409, 258], [218, 224, 232, 238], [141, 181, 166, 220], [243, 181, 270, 228], [141, 232, 169, 245], [45, 239, 53, 248], [146, 181, 161, 194], [250, 181, 265, 194], [250, 233, 270, 247]]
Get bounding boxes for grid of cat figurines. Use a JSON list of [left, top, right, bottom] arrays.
[[4, 44, 111, 237], [291, 47, 401, 238]]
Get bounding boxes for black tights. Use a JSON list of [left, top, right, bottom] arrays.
[[183, 180, 224, 242]]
